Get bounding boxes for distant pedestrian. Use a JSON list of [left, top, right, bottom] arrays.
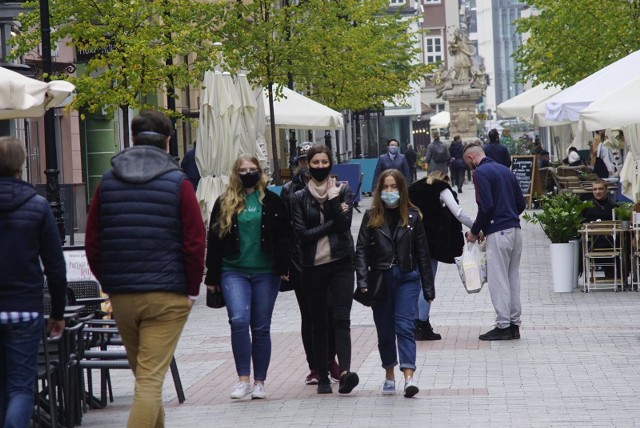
[[372, 139, 411, 190], [280, 143, 340, 386], [404, 144, 418, 183], [206, 155, 291, 400], [181, 141, 200, 190], [290, 144, 359, 395], [408, 170, 474, 341], [355, 168, 434, 398], [463, 143, 525, 341], [425, 132, 451, 175], [86, 110, 206, 427], [483, 128, 511, 168], [0, 136, 67, 428], [448, 135, 466, 193]]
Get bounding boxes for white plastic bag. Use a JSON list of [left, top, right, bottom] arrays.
[[454, 241, 487, 294]]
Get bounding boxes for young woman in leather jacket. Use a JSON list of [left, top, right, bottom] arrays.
[[355, 168, 435, 398], [205, 155, 291, 400], [290, 144, 359, 395]]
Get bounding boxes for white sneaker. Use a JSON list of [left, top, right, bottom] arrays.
[[230, 382, 252, 399], [251, 382, 267, 399], [382, 379, 396, 395], [404, 377, 419, 398]]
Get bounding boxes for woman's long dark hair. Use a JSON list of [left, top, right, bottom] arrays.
[[367, 169, 418, 229]]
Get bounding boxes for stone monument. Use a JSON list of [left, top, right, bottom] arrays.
[[430, 28, 486, 140]]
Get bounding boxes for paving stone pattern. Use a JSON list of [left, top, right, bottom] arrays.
[[80, 171, 640, 427]]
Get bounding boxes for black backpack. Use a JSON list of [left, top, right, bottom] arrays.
[[431, 142, 450, 163]]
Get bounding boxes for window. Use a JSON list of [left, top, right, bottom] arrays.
[[424, 36, 443, 64], [423, 0, 441, 4], [390, 0, 404, 4]]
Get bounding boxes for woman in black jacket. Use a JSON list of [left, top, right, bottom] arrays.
[[205, 155, 291, 400], [355, 168, 435, 398], [290, 144, 359, 395]]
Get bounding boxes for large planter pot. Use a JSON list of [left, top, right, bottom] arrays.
[[550, 242, 575, 292]]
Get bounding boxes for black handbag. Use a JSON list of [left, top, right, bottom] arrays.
[[353, 269, 386, 307], [206, 288, 226, 309]]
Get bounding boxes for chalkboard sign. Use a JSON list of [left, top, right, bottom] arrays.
[[511, 155, 536, 209]]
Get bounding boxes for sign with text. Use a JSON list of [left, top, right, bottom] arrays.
[[511, 155, 536, 209], [63, 249, 97, 282]]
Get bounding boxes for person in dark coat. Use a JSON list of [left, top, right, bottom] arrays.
[[448, 135, 466, 193], [280, 143, 339, 385], [372, 139, 411, 190], [408, 170, 474, 341], [483, 128, 511, 168], [404, 144, 418, 183], [181, 141, 201, 190], [0, 137, 67, 428], [86, 111, 205, 426]]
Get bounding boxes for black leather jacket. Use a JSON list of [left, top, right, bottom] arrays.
[[290, 184, 355, 267], [355, 208, 435, 301], [205, 189, 292, 285]]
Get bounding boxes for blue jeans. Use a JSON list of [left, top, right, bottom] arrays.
[[372, 266, 421, 370], [417, 259, 438, 321], [0, 316, 43, 428], [221, 271, 280, 381]]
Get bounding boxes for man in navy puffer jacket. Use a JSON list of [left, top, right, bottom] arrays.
[[0, 136, 67, 428], [85, 111, 205, 428]]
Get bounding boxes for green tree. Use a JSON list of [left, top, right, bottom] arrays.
[[514, 0, 640, 87], [294, 0, 430, 112], [11, 0, 224, 144]]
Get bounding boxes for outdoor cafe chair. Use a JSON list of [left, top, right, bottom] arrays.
[[582, 221, 623, 292]]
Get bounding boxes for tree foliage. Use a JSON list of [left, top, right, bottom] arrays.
[[514, 0, 640, 88], [11, 0, 224, 118]]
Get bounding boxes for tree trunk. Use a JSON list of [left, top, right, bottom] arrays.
[[267, 83, 281, 184], [121, 105, 130, 149]]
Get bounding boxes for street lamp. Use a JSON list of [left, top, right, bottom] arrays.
[[39, 0, 65, 243]]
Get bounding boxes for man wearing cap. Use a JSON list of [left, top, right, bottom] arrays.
[[85, 110, 205, 427]]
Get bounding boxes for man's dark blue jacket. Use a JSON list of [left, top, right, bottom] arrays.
[[483, 141, 511, 168]]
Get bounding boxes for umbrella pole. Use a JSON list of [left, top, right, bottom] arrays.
[[40, 0, 65, 244]]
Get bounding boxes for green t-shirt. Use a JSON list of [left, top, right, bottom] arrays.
[[222, 191, 274, 273]]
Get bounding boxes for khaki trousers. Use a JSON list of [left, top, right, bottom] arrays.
[[110, 292, 191, 428]]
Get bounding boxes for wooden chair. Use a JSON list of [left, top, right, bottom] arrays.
[[582, 221, 623, 292]]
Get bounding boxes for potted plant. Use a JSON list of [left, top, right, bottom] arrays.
[[614, 202, 632, 229], [524, 193, 592, 292]]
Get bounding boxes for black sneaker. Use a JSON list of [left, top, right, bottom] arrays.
[[338, 371, 359, 394], [510, 324, 520, 339], [479, 326, 512, 341], [317, 377, 332, 394], [415, 320, 442, 341]]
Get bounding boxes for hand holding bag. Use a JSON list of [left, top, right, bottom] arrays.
[[206, 287, 226, 308], [454, 241, 487, 294], [353, 269, 386, 307]]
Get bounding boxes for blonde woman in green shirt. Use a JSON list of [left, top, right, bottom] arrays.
[[205, 155, 292, 400]]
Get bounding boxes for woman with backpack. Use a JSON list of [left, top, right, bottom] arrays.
[[425, 132, 451, 174]]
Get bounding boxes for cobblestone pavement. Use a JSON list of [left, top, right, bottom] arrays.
[[80, 171, 640, 427]]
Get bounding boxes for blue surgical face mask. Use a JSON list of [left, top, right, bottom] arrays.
[[381, 191, 400, 207], [388, 146, 398, 155]]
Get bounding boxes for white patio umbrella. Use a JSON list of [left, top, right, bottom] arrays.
[[497, 84, 565, 126], [253, 86, 269, 174], [195, 71, 238, 224], [0, 66, 75, 119], [545, 49, 640, 123], [429, 111, 450, 128], [233, 74, 258, 157], [263, 86, 344, 130]]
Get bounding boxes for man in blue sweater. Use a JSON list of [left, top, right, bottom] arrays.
[[463, 143, 526, 341]]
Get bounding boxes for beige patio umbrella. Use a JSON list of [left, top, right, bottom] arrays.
[[0, 66, 75, 119], [195, 71, 238, 224]]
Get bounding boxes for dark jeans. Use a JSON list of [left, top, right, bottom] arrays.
[[0, 316, 43, 428], [450, 167, 465, 190], [293, 267, 336, 371], [302, 257, 355, 379]]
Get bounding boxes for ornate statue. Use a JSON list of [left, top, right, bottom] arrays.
[[432, 63, 453, 98], [448, 29, 475, 83], [470, 64, 487, 94]]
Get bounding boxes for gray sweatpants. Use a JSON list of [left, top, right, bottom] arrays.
[[486, 227, 523, 329]]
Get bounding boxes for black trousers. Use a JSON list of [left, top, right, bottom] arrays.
[[293, 266, 336, 371], [450, 167, 465, 190], [302, 257, 354, 380]]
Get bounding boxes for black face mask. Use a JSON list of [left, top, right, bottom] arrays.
[[239, 172, 261, 188], [309, 166, 331, 182], [300, 167, 311, 179]]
